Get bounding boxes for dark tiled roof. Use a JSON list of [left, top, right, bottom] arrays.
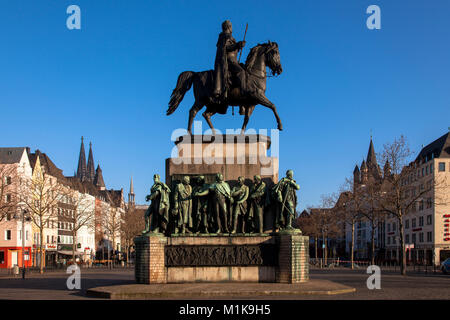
[[29, 150, 67, 182], [0, 147, 27, 164], [415, 132, 450, 162]]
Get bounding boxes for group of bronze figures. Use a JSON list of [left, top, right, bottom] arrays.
[[142, 170, 300, 236]]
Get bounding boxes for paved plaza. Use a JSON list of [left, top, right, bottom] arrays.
[[0, 267, 449, 300]]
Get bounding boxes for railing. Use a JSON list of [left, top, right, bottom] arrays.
[[309, 258, 443, 274]]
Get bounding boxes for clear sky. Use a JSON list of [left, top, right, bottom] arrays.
[[1, 1, 449, 210]]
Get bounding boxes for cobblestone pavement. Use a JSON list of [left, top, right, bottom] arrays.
[[0, 267, 448, 300]]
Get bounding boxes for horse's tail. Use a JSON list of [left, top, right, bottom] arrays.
[[167, 71, 195, 115]]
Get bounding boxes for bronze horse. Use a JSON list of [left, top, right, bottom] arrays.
[[166, 41, 283, 133]]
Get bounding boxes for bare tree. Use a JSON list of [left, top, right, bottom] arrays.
[[378, 135, 448, 275], [68, 187, 96, 264], [312, 194, 341, 266], [103, 206, 122, 267], [336, 178, 365, 269], [360, 177, 385, 265], [19, 168, 68, 273], [121, 206, 144, 263]]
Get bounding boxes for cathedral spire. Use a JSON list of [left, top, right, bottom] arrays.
[[87, 142, 95, 182], [128, 176, 135, 207], [76, 136, 87, 181]]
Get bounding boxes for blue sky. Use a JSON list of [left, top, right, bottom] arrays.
[[1, 1, 449, 210]]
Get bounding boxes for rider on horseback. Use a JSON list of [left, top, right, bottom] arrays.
[[213, 20, 247, 103]]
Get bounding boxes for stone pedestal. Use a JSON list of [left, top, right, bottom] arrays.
[[134, 235, 167, 284], [134, 234, 309, 284], [165, 134, 278, 185], [277, 233, 309, 283]]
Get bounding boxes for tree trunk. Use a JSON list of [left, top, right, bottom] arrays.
[[398, 215, 406, 275], [39, 228, 44, 274], [351, 222, 355, 270], [371, 220, 376, 265], [72, 232, 76, 264], [314, 237, 318, 259]]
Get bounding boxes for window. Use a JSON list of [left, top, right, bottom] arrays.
[[26, 230, 29, 241], [430, 163, 433, 173], [5, 194, 11, 203], [405, 220, 409, 229], [5, 176, 11, 185], [0, 251, 4, 264], [425, 166, 428, 175], [393, 237, 396, 245], [412, 233, 416, 243], [406, 234, 410, 243], [426, 198, 432, 209], [419, 232, 424, 243], [419, 200, 424, 211], [387, 224, 391, 232], [419, 216, 424, 227], [412, 218, 416, 228], [387, 237, 391, 245], [427, 215, 432, 225], [47, 235, 49, 243], [422, 168, 425, 176], [427, 232, 432, 242], [5, 230, 11, 240], [393, 222, 396, 232], [439, 162, 446, 172]]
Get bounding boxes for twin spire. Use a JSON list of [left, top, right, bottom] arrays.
[[76, 136, 105, 189]]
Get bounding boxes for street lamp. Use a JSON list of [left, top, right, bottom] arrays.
[[15, 209, 30, 279]]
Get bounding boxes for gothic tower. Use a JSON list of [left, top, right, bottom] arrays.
[[76, 136, 88, 182], [93, 164, 106, 190], [87, 142, 95, 183]]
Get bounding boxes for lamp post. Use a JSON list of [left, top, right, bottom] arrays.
[[21, 209, 29, 279]]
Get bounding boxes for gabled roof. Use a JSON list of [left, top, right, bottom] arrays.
[[29, 150, 66, 182], [0, 147, 27, 164], [416, 132, 450, 162]]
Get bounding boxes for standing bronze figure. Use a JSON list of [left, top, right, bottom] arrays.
[[194, 173, 232, 234], [273, 170, 300, 230], [248, 175, 266, 234], [143, 174, 171, 235], [167, 20, 283, 134], [172, 176, 193, 234], [192, 176, 210, 234], [230, 176, 249, 234]]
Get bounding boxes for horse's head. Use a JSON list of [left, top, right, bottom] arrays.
[[265, 41, 282, 76]]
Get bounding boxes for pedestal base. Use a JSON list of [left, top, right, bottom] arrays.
[[134, 233, 309, 284]]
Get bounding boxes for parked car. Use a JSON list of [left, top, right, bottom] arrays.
[[441, 258, 450, 274]]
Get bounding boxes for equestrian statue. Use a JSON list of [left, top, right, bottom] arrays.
[[166, 20, 283, 134]]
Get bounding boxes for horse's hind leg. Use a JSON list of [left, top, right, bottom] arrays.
[[202, 109, 217, 134], [188, 101, 204, 134], [241, 105, 255, 133]]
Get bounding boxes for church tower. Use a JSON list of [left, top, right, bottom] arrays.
[[87, 142, 95, 183], [93, 164, 106, 190], [128, 176, 135, 207], [76, 136, 88, 181]]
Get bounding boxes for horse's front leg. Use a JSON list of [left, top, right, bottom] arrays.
[[188, 102, 204, 134], [255, 94, 283, 131]]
